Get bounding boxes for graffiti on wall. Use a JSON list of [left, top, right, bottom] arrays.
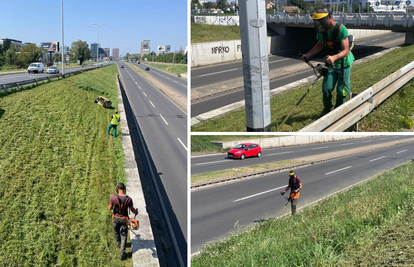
[[212, 46, 230, 54], [195, 16, 207, 24], [212, 16, 239, 26]]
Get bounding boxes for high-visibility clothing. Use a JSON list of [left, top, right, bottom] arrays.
[[111, 114, 120, 125]]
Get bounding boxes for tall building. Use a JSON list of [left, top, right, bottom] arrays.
[[104, 48, 110, 57], [112, 48, 119, 58], [91, 43, 99, 56]]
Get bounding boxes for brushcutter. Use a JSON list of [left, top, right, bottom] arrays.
[[278, 53, 332, 129], [127, 209, 139, 230], [279, 192, 291, 217]]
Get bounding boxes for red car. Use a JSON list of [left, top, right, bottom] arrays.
[[227, 143, 262, 160]]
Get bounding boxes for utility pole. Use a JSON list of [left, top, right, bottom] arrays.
[[238, 0, 271, 132], [61, 0, 65, 78]]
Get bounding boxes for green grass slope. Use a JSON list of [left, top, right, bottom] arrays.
[[0, 65, 133, 266], [191, 22, 241, 43]]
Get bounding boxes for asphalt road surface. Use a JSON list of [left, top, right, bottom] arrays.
[[130, 61, 187, 96], [0, 63, 112, 85], [191, 32, 405, 116], [191, 139, 414, 253], [118, 62, 187, 263], [191, 136, 413, 174]]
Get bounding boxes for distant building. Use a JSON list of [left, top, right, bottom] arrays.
[[265, 1, 275, 9], [104, 48, 110, 57], [280, 6, 300, 15], [112, 48, 119, 58], [91, 43, 99, 56], [0, 38, 26, 48]]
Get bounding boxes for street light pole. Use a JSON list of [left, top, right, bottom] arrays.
[[92, 22, 106, 63], [61, 0, 65, 77], [172, 36, 181, 65], [106, 37, 114, 60]]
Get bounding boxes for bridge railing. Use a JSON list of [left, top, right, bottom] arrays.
[[299, 60, 414, 132]]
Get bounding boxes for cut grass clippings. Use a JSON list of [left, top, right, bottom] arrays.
[[191, 22, 241, 43], [192, 44, 414, 132], [0, 64, 133, 267], [191, 161, 414, 266], [144, 62, 187, 77], [191, 159, 303, 185]]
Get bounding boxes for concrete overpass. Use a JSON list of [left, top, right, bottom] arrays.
[[267, 12, 414, 53]]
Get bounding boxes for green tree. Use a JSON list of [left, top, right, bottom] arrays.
[[203, 1, 214, 9], [216, 0, 227, 10], [191, 0, 201, 9], [289, 0, 308, 12], [5, 44, 19, 66], [53, 53, 62, 62], [69, 40, 91, 64], [16, 43, 44, 68]]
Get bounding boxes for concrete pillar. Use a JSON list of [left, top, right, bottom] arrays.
[[239, 0, 271, 132]]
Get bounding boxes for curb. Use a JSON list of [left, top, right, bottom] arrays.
[[115, 71, 160, 266], [191, 47, 399, 127]]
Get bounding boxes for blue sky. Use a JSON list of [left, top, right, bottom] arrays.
[[0, 0, 188, 56]]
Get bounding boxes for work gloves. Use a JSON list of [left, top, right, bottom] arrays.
[[294, 189, 300, 193], [134, 208, 139, 215], [280, 191, 285, 196]]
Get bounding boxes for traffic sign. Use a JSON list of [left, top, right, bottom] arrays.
[[359, 2, 362, 5], [376, 1, 380, 5], [385, 1, 390, 5], [406, 0, 411, 4], [342, 3, 345, 6], [395, 1, 400, 4], [366, 2, 371, 5]]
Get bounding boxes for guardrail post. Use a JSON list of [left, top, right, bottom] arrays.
[[16, 82, 19, 91], [35, 79, 38, 86], [3, 85, 6, 93]]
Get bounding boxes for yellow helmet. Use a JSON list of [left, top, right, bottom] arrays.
[[312, 12, 329, 20]]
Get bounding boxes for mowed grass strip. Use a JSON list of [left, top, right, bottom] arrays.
[[191, 161, 414, 266], [125, 62, 149, 77], [192, 45, 414, 132], [0, 64, 133, 267], [191, 159, 303, 185], [144, 63, 187, 77], [191, 22, 241, 43]]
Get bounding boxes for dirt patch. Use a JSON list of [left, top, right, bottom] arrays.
[[191, 137, 414, 189]]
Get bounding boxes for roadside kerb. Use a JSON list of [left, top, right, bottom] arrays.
[[191, 137, 414, 189], [116, 73, 159, 266], [191, 47, 398, 127]]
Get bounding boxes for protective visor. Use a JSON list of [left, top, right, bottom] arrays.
[[312, 12, 329, 20], [289, 172, 295, 176]]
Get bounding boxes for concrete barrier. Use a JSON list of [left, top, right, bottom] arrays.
[[211, 135, 376, 149]]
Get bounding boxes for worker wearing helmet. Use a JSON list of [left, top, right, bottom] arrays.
[[300, 6, 355, 118], [108, 182, 138, 260], [281, 171, 302, 215]]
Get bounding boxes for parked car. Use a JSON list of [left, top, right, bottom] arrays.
[[27, 62, 44, 73], [46, 66, 59, 74], [227, 143, 262, 160], [145, 67, 150, 71]]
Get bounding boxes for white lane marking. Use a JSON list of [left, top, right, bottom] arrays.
[[233, 186, 286, 202], [373, 39, 379, 42], [177, 138, 188, 151], [363, 140, 373, 143], [138, 86, 142, 90], [311, 146, 329, 150], [380, 138, 387, 140], [392, 136, 398, 138], [149, 101, 155, 108], [195, 160, 227, 166], [359, 42, 366, 44], [325, 166, 352, 175], [397, 150, 407, 154], [198, 68, 238, 77], [143, 92, 147, 97], [370, 156, 385, 162], [341, 143, 354, 146], [269, 58, 290, 64], [385, 36, 391, 39], [267, 151, 293, 156], [135, 82, 138, 84], [160, 114, 169, 125]]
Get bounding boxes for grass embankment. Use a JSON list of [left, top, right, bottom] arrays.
[[125, 62, 149, 77], [191, 135, 282, 154], [0, 62, 95, 73], [192, 161, 414, 266], [192, 45, 414, 132], [144, 62, 187, 77], [0, 65, 134, 266], [191, 22, 241, 43], [192, 159, 302, 185]]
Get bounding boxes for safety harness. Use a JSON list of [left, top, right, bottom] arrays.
[[322, 23, 344, 83], [112, 194, 130, 221]]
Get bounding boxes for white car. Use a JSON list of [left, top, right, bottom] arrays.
[[46, 66, 59, 74], [27, 62, 44, 73]]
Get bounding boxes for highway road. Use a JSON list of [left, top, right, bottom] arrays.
[[118, 62, 187, 264], [191, 136, 413, 174], [191, 139, 414, 253], [191, 32, 405, 117], [130, 61, 187, 96], [0, 63, 112, 85]]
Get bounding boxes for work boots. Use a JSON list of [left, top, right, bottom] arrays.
[[319, 108, 331, 118]]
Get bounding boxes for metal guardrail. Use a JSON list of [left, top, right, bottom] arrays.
[[299, 60, 414, 132], [0, 63, 112, 93]]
